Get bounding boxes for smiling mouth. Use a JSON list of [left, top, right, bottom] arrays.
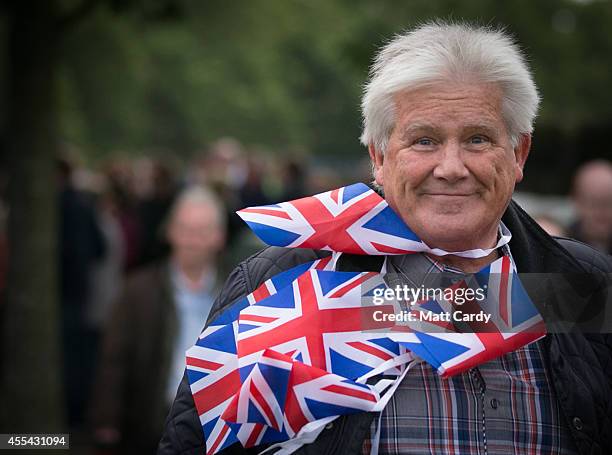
[[423, 193, 474, 197]]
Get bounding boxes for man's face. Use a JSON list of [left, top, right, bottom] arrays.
[[167, 201, 225, 268], [370, 82, 530, 251], [574, 168, 612, 241]]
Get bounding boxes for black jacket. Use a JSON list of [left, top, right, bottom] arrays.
[[158, 201, 612, 455]]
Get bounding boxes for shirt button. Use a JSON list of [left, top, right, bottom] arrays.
[[490, 398, 499, 409], [572, 417, 583, 431]]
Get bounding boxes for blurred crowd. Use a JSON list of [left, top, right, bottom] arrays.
[[0, 138, 610, 454], [20, 138, 369, 454]]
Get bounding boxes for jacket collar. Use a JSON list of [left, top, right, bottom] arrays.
[[502, 200, 586, 274]]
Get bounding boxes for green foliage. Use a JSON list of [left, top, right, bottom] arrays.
[[56, 0, 612, 162]]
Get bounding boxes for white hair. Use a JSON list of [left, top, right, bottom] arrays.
[[169, 185, 227, 229], [360, 21, 540, 153]]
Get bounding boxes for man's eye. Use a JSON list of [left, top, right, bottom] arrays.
[[469, 135, 489, 144], [414, 138, 434, 146]]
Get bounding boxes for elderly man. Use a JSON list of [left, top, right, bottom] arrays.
[[159, 22, 612, 455], [92, 186, 226, 454]]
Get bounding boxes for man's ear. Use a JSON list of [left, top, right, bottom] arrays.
[[514, 134, 531, 183], [368, 143, 385, 186]]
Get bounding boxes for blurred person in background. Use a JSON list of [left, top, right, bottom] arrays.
[[85, 181, 126, 353], [104, 160, 142, 271], [90, 185, 226, 454], [57, 157, 107, 428], [279, 157, 308, 201], [189, 138, 275, 264], [188, 138, 247, 245], [238, 155, 268, 208], [569, 160, 612, 254], [136, 159, 178, 267], [190, 138, 247, 197]]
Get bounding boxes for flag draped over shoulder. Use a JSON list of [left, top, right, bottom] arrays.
[[185, 183, 546, 455], [237, 182, 512, 259]]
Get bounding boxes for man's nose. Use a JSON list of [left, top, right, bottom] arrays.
[[432, 141, 470, 182]]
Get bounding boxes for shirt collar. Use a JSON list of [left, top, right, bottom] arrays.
[[423, 221, 515, 273], [170, 263, 217, 296]]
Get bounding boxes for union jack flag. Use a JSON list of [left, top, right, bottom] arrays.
[[187, 265, 418, 454], [222, 349, 383, 438], [237, 183, 426, 255], [224, 269, 417, 446], [394, 255, 546, 377], [186, 257, 335, 455], [235, 269, 406, 378]]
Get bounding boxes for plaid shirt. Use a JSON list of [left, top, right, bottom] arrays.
[[364, 237, 578, 455]]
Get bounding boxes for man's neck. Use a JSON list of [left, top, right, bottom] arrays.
[[425, 248, 500, 273], [174, 260, 213, 292], [421, 222, 506, 273]]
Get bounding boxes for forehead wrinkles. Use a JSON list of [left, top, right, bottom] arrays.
[[392, 83, 505, 133]]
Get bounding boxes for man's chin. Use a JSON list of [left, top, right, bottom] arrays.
[[409, 216, 487, 251], [425, 198, 478, 216], [421, 233, 479, 251]]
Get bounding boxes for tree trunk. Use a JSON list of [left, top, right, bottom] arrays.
[[0, 1, 64, 432]]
